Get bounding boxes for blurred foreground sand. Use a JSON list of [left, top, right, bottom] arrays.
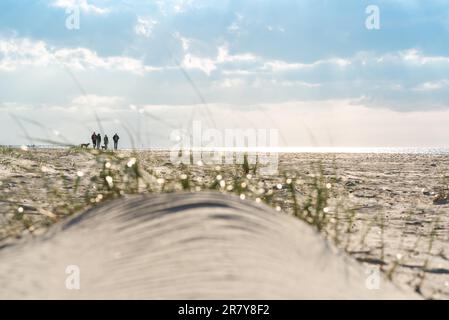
[[0, 149, 448, 298]]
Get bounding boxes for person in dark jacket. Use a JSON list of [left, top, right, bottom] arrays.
[[91, 132, 96, 149], [113, 133, 119, 150], [96, 133, 101, 150], [104, 135, 109, 150]]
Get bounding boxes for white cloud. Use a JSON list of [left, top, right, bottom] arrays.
[[266, 25, 285, 32], [216, 45, 258, 63], [173, 32, 191, 51], [176, 32, 354, 77], [71, 95, 124, 108], [135, 17, 158, 38], [155, 0, 198, 16], [7, 98, 449, 148], [274, 80, 321, 88], [400, 49, 449, 65], [180, 42, 259, 75], [413, 79, 449, 91], [248, 78, 321, 89], [214, 48, 449, 78], [366, 48, 449, 67], [0, 38, 51, 70], [261, 60, 306, 72], [222, 69, 254, 76], [0, 37, 161, 75], [219, 78, 245, 88], [227, 22, 240, 33], [227, 13, 244, 35], [262, 57, 350, 72], [182, 54, 217, 75], [176, 34, 353, 77], [0, 95, 126, 114], [52, 0, 109, 15]]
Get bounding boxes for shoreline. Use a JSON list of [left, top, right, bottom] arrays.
[[4, 144, 449, 155]]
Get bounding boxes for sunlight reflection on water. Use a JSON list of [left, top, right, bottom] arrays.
[[8, 145, 449, 154]]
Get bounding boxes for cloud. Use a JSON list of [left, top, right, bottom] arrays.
[[413, 79, 449, 91], [180, 42, 259, 75], [261, 57, 351, 72], [71, 94, 124, 110], [173, 32, 191, 51], [0, 38, 51, 70], [172, 0, 194, 13], [0, 95, 125, 114], [271, 80, 321, 88], [182, 54, 216, 75], [0, 37, 161, 75], [400, 49, 449, 65], [155, 0, 199, 16], [216, 45, 257, 63], [6, 98, 449, 148], [52, 0, 109, 15], [175, 31, 355, 77], [222, 69, 255, 76], [227, 13, 244, 35], [5, 35, 449, 113], [134, 17, 158, 38], [214, 78, 320, 89], [218, 78, 245, 88], [266, 25, 285, 32]]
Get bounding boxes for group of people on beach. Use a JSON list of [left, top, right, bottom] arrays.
[[91, 132, 120, 150]]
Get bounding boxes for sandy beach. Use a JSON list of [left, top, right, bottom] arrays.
[[1, 148, 448, 299]]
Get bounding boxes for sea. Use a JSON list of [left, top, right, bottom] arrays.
[[4, 145, 449, 154]]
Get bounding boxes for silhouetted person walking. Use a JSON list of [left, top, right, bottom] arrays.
[[104, 135, 109, 150], [91, 132, 96, 149], [96, 133, 101, 150], [113, 133, 119, 150]]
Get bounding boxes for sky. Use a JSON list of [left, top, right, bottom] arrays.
[[1, 0, 449, 148]]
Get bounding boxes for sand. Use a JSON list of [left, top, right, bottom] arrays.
[[0, 192, 417, 299], [0, 149, 448, 299]]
